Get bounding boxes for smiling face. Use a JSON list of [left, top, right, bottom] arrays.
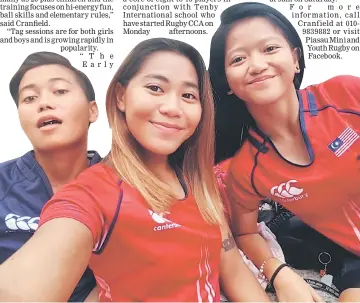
[[17, 64, 98, 152], [115, 51, 202, 158], [225, 17, 300, 106]]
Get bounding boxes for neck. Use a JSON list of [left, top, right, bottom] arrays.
[[247, 88, 301, 140], [143, 153, 172, 180], [34, 143, 89, 193]]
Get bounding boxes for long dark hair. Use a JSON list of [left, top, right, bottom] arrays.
[[106, 38, 224, 224], [209, 2, 306, 163]]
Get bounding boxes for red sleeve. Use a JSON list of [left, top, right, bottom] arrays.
[[39, 181, 105, 248], [225, 153, 261, 213], [214, 159, 232, 222], [314, 75, 360, 109]]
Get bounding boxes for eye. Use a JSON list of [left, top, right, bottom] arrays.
[[54, 89, 68, 95], [265, 46, 279, 53], [183, 93, 197, 100], [231, 56, 246, 65], [146, 85, 163, 93], [22, 96, 37, 103]]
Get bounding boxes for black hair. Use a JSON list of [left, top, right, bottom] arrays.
[[10, 51, 95, 105], [209, 2, 306, 163]]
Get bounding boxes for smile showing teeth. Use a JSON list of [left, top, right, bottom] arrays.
[[40, 120, 61, 127]]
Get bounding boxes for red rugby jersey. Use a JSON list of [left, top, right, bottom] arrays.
[[226, 75, 360, 256], [40, 163, 222, 302]]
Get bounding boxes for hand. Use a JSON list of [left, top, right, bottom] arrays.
[[273, 266, 324, 302]]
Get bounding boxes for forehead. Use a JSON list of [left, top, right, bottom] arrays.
[[226, 17, 286, 49], [135, 51, 198, 82], [19, 64, 78, 89]]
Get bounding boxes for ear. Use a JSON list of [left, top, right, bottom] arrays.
[[115, 83, 126, 112], [227, 89, 233, 96], [293, 47, 302, 74], [88, 101, 98, 123]]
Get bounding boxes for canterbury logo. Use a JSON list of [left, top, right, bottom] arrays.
[[148, 210, 181, 231], [5, 214, 39, 231], [270, 180, 303, 198], [148, 210, 171, 224]]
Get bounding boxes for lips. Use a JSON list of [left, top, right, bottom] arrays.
[[248, 75, 275, 84], [151, 121, 183, 130], [37, 116, 63, 128]]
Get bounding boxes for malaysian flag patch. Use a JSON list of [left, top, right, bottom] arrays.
[[328, 127, 359, 157]]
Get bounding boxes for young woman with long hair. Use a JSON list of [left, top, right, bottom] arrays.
[[209, 2, 360, 302], [0, 38, 270, 302]]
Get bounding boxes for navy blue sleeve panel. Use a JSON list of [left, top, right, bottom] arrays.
[[0, 158, 27, 203], [0, 151, 102, 302], [68, 267, 96, 302], [0, 154, 46, 263]]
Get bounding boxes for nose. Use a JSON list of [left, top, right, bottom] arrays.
[[37, 93, 56, 113], [159, 93, 182, 117], [248, 52, 268, 75]]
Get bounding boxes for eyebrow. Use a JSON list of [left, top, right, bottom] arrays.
[[19, 77, 72, 95], [143, 73, 199, 90]]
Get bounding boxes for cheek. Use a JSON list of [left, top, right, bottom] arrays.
[[125, 104, 152, 127], [67, 104, 90, 126], [185, 104, 202, 130], [274, 56, 296, 76], [226, 67, 245, 91], [18, 109, 33, 132], [123, 90, 155, 121]]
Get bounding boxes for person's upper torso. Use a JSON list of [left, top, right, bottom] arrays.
[[227, 75, 360, 256], [40, 163, 222, 302], [0, 150, 101, 301]]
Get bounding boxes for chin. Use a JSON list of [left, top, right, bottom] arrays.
[[34, 138, 83, 152], [247, 91, 283, 106], [143, 142, 181, 157]]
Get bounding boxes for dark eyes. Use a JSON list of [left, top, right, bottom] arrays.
[[21, 89, 68, 104], [183, 93, 197, 100], [230, 45, 280, 65], [146, 85, 162, 92], [146, 85, 197, 100], [22, 96, 37, 103], [54, 89, 69, 95], [231, 57, 244, 65], [265, 46, 279, 52]]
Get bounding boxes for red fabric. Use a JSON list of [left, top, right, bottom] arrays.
[[227, 75, 360, 256], [214, 159, 233, 223], [40, 163, 222, 302]]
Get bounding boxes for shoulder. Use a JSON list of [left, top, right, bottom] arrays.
[[0, 155, 27, 200], [74, 163, 116, 186], [214, 158, 231, 177], [53, 164, 119, 202], [0, 157, 19, 173], [215, 149, 258, 198], [228, 142, 257, 182], [214, 143, 256, 189], [320, 75, 360, 90], [306, 75, 360, 108], [42, 164, 120, 224]]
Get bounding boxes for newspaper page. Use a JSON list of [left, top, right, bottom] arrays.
[[0, 0, 359, 301], [1, 0, 359, 161]]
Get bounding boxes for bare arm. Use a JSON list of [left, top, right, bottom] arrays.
[[0, 218, 93, 301], [232, 204, 323, 302], [219, 225, 270, 302], [233, 205, 284, 278]]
